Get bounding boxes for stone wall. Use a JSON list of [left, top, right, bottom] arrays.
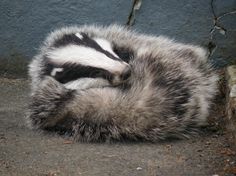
[[227, 66, 236, 142], [0, 0, 235, 76]]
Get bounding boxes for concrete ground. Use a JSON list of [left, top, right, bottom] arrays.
[[0, 78, 236, 176]]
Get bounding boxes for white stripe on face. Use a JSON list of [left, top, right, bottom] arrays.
[[93, 38, 119, 58], [46, 45, 129, 75]]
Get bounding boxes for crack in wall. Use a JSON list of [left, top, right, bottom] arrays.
[[208, 0, 236, 58], [126, 0, 142, 27]]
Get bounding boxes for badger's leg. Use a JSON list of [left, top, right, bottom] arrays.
[[64, 78, 111, 90]]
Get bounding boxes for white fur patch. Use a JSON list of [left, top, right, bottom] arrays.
[[51, 68, 63, 76], [46, 45, 128, 74], [94, 38, 119, 58], [64, 78, 110, 90], [230, 85, 236, 98], [75, 33, 83, 39]]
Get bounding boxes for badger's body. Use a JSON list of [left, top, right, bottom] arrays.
[[27, 25, 218, 142]]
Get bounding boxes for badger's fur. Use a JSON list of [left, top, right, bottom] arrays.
[[27, 24, 218, 142], [30, 31, 130, 90]]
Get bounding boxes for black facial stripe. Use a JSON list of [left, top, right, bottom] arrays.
[[43, 60, 114, 84], [53, 33, 123, 62], [80, 33, 122, 62], [113, 45, 134, 63], [53, 34, 83, 47], [80, 33, 105, 51]]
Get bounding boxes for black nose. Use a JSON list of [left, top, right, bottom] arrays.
[[121, 66, 131, 80]]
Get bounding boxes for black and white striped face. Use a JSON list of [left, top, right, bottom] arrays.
[[43, 32, 131, 85]]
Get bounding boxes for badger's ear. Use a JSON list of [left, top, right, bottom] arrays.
[[112, 45, 134, 63]]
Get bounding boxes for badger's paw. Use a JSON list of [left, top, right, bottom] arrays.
[[26, 76, 74, 129]]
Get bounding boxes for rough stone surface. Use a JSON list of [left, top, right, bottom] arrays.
[[0, 0, 132, 58], [0, 0, 235, 76], [133, 0, 212, 44], [227, 65, 236, 144], [214, 0, 236, 16], [209, 0, 236, 68], [0, 78, 236, 176], [132, 0, 236, 68], [0, 0, 132, 67]]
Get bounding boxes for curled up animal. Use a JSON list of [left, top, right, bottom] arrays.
[[27, 25, 218, 142]]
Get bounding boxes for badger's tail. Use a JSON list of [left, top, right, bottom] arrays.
[[27, 73, 211, 142]]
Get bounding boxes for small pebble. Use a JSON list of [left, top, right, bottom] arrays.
[[136, 167, 142, 171]]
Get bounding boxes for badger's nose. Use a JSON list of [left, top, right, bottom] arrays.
[[121, 65, 131, 80]]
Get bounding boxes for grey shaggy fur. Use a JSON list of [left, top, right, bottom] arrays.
[[27, 25, 218, 142]]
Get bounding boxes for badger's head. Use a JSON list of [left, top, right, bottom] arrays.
[[44, 32, 131, 86]]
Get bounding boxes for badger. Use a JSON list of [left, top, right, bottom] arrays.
[[27, 24, 218, 142]]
